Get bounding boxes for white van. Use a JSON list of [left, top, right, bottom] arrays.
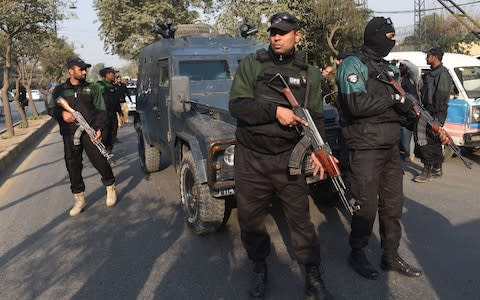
[[386, 51, 480, 155]]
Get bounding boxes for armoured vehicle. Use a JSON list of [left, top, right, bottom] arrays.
[[135, 23, 343, 234]]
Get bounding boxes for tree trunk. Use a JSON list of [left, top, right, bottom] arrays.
[[1, 35, 14, 137], [20, 63, 39, 118]]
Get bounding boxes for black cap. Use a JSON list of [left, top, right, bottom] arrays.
[[66, 57, 91, 69], [268, 12, 301, 32], [99, 67, 118, 77], [425, 47, 444, 60]]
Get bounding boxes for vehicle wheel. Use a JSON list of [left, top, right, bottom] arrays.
[[133, 112, 141, 134], [138, 130, 161, 173], [179, 151, 226, 235]]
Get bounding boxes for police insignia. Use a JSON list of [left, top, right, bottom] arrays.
[[347, 73, 358, 83], [289, 77, 301, 86]]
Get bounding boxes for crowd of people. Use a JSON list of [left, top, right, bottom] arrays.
[[46, 11, 453, 300]]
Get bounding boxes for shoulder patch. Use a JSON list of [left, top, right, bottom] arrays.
[[347, 73, 359, 83]]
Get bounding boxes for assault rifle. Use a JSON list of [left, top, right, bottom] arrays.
[[267, 73, 360, 215], [376, 71, 472, 169], [57, 97, 113, 165]]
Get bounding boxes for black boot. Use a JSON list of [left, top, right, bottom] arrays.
[[305, 264, 329, 300], [414, 164, 432, 183], [249, 261, 267, 299], [381, 253, 423, 277], [431, 163, 443, 178], [348, 249, 379, 280]]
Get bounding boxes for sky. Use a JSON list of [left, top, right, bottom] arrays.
[[57, 0, 129, 68], [58, 0, 479, 68]]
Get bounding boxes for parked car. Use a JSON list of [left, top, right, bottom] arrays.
[[126, 84, 137, 114], [0, 91, 14, 102], [0, 92, 14, 114], [29, 89, 42, 101]]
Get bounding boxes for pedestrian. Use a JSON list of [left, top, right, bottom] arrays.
[[95, 67, 124, 153], [114, 74, 131, 126], [399, 60, 420, 162], [229, 12, 330, 299], [414, 47, 453, 182], [19, 85, 28, 109], [47, 57, 117, 217], [336, 17, 423, 280]]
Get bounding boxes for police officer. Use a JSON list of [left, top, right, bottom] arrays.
[[48, 58, 117, 216], [229, 12, 329, 299], [414, 47, 453, 182], [96, 67, 124, 153], [336, 17, 423, 279]]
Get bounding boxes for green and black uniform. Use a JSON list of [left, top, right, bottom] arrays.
[[229, 47, 324, 266], [48, 79, 114, 194], [94, 80, 122, 152], [336, 47, 414, 255]]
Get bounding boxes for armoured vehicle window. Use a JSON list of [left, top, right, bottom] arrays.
[[159, 66, 169, 87], [179, 60, 231, 81]]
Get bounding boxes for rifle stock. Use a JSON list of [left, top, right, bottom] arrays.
[[377, 72, 472, 169], [268, 73, 360, 215]]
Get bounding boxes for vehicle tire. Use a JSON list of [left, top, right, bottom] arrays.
[[133, 112, 141, 134], [179, 151, 226, 235], [138, 130, 161, 173]]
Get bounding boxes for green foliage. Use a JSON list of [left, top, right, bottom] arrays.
[[94, 0, 208, 59], [0, 0, 59, 36], [401, 13, 476, 54], [211, 0, 369, 67], [38, 36, 77, 85]]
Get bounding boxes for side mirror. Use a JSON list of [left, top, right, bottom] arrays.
[[170, 76, 191, 113]]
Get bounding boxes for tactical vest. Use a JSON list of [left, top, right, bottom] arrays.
[[255, 48, 309, 107], [249, 49, 310, 140]]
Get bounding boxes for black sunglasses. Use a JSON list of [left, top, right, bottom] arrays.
[[270, 13, 298, 25], [385, 17, 393, 25]]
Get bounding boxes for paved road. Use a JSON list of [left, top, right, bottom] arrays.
[[0, 101, 46, 131], [0, 121, 478, 299]]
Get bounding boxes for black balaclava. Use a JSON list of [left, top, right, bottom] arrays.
[[363, 17, 395, 58]]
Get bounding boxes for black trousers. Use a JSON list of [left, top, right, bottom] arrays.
[[347, 145, 404, 255], [418, 137, 443, 166], [103, 112, 118, 152], [234, 143, 320, 265], [63, 132, 115, 194]]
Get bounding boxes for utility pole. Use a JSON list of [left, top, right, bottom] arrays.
[[414, 0, 426, 47]]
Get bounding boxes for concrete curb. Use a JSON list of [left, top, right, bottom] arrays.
[[0, 117, 56, 174]]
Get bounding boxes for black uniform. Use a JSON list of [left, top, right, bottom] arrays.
[[48, 79, 114, 193], [229, 48, 324, 266], [418, 64, 453, 167]]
